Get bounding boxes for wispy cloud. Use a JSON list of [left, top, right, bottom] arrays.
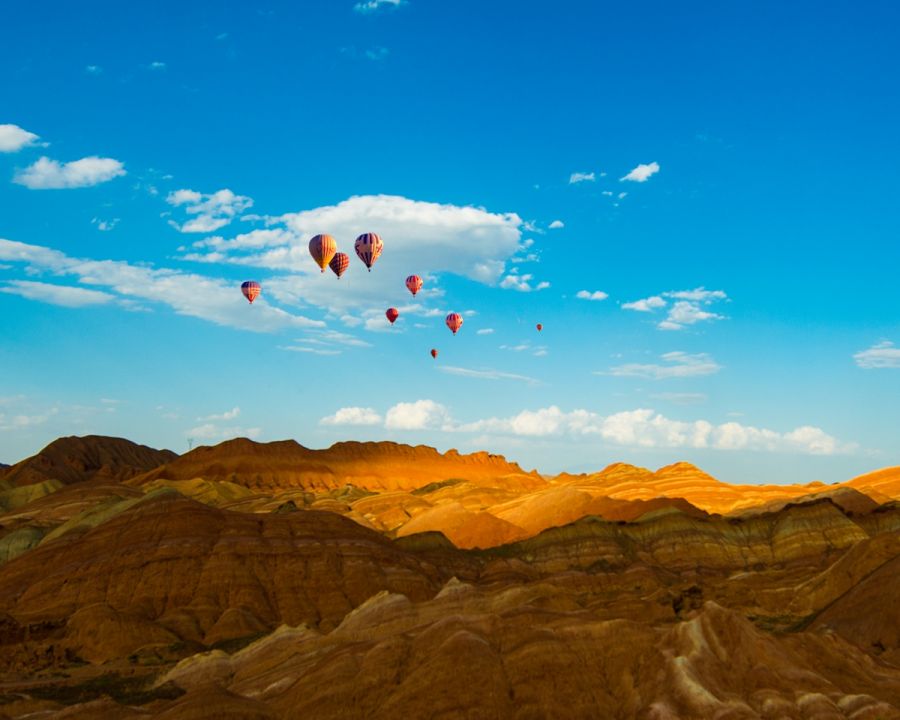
[[166, 188, 253, 233], [365, 46, 389, 61], [0, 237, 324, 333], [620, 161, 660, 182], [622, 295, 666, 312], [0, 280, 116, 308], [92, 217, 119, 232], [199, 407, 240, 421], [85, 65, 102, 75], [649, 392, 708, 405], [854, 340, 900, 369], [499, 268, 550, 292], [148, 61, 167, 70], [476, 328, 495, 335], [576, 290, 608, 301], [14, 156, 126, 189], [548, 220, 564, 229], [569, 172, 595, 184], [354, 0, 405, 13], [0, 124, 40, 153], [439, 366, 538, 384], [603, 351, 721, 379]]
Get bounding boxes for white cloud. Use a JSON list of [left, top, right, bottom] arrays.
[[354, 0, 405, 12], [499, 269, 550, 292], [620, 161, 660, 182], [187, 423, 261, 442], [0, 237, 324, 333], [187, 195, 527, 313], [320, 407, 382, 426], [0, 280, 115, 307], [167, 188, 253, 233], [280, 345, 341, 355], [0, 124, 40, 152], [576, 290, 608, 301], [85, 65, 102, 74], [548, 220, 564, 229], [622, 295, 666, 312], [622, 287, 728, 331], [659, 301, 724, 331], [456, 405, 853, 455], [384, 399, 450, 430], [854, 341, 900, 369], [200, 407, 240, 421], [439, 366, 538, 384], [149, 61, 167, 70], [92, 217, 119, 232], [476, 328, 495, 335], [13, 156, 126, 189], [604, 351, 721, 379], [569, 172, 595, 184]]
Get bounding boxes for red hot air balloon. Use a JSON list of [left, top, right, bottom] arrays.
[[241, 281, 261, 304], [536, 323, 543, 332], [329, 252, 349, 279], [309, 234, 337, 273], [446, 312, 463, 335], [354, 232, 383, 271], [405, 275, 423, 296], [431, 348, 438, 359], [386, 307, 400, 324]]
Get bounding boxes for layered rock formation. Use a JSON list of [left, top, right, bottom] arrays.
[[0, 435, 897, 718]]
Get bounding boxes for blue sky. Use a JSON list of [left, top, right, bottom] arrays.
[[1, 0, 898, 483]]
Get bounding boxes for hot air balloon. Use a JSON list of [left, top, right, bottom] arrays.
[[354, 232, 383, 271], [536, 323, 543, 332], [446, 312, 463, 335], [405, 275, 423, 296], [329, 252, 349, 279], [309, 234, 337, 273], [241, 281, 261, 304], [386, 307, 399, 324], [431, 349, 438, 359]]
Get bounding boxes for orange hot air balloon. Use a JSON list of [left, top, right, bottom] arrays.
[[329, 252, 349, 278], [405, 274, 423, 296], [241, 281, 261, 304], [430, 348, 438, 359], [536, 323, 543, 332], [354, 232, 383, 271], [309, 234, 337, 273], [445, 312, 463, 335], [386, 307, 400, 324]]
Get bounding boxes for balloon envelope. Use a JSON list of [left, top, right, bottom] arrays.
[[536, 323, 543, 332], [309, 234, 337, 273], [354, 233, 383, 271], [430, 348, 438, 359], [241, 281, 261, 304], [445, 313, 463, 335], [329, 252, 349, 278], [386, 307, 400, 324], [405, 275, 423, 296]]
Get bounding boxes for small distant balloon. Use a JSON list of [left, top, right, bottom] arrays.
[[536, 323, 543, 332], [354, 232, 383, 272], [386, 307, 400, 324], [431, 348, 438, 359], [329, 252, 349, 279], [405, 275, 423, 296], [241, 281, 261, 304], [445, 312, 463, 335], [309, 234, 337, 273]]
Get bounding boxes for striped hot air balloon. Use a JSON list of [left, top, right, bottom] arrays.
[[241, 281, 261, 304], [354, 232, 383, 272], [405, 274, 423, 296], [329, 252, 350, 278], [431, 348, 438, 359], [386, 307, 400, 324], [309, 234, 337, 273], [445, 312, 463, 335]]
